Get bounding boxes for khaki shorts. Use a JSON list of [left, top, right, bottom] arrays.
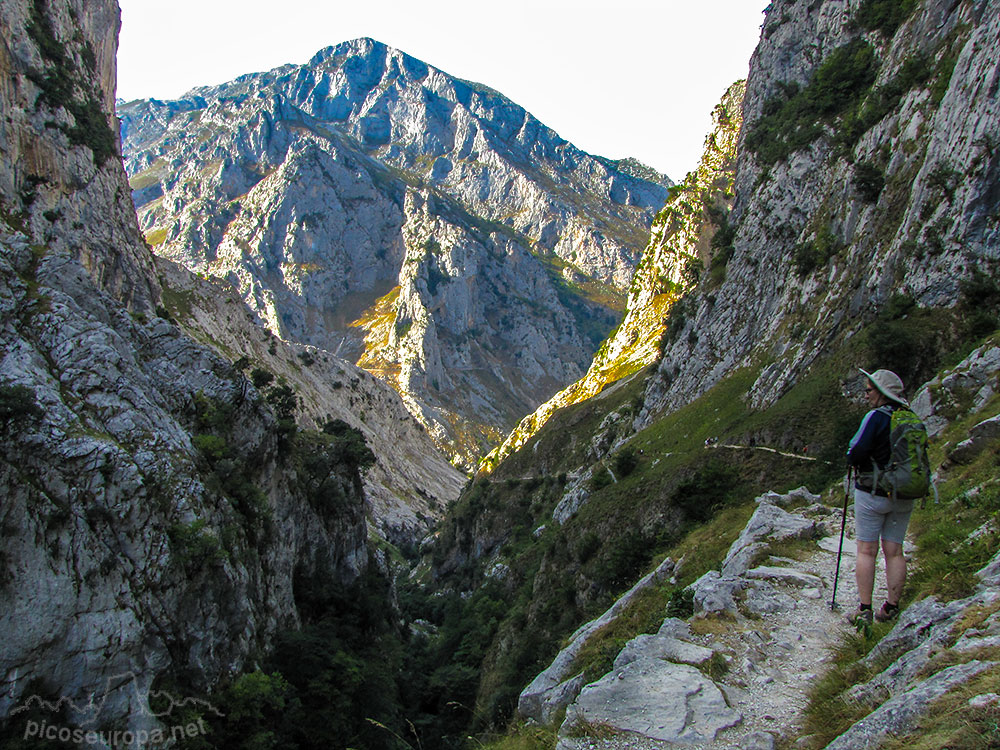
[[854, 488, 913, 544]]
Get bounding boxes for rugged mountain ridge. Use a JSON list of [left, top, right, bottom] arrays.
[[0, 0, 460, 736], [417, 0, 1000, 743], [118, 38, 672, 465], [482, 79, 746, 472]]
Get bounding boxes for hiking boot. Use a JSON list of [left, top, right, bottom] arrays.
[[874, 601, 900, 623], [846, 605, 873, 627]]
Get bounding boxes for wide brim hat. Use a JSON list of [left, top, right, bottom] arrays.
[[860, 368, 909, 408]]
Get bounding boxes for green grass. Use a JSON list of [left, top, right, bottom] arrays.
[[476, 722, 558, 750], [879, 667, 1000, 750], [799, 626, 897, 745], [746, 39, 878, 166]]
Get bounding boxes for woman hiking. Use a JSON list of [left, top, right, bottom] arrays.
[[846, 368, 913, 626]]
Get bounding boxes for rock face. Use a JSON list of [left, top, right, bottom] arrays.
[[482, 80, 745, 472], [118, 38, 672, 465], [0, 0, 155, 310], [153, 257, 464, 544], [639, 0, 1000, 426], [0, 0, 460, 736]]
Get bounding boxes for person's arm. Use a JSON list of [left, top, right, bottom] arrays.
[[847, 409, 884, 467]]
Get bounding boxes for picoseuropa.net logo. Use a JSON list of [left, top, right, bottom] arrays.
[[23, 719, 208, 748], [10, 670, 224, 748]]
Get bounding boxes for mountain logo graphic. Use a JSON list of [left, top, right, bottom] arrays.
[[9, 670, 224, 728]]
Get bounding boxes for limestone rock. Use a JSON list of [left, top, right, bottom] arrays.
[[690, 570, 746, 615], [745, 566, 824, 589], [517, 556, 675, 723], [948, 414, 1000, 464], [825, 661, 998, 750], [912, 344, 1000, 437], [119, 39, 672, 465], [637, 0, 1000, 433], [562, 659, 742, 744], [483, 81, 745, 472], [722, 502, 818, 578], [613, 634, 714, 669]]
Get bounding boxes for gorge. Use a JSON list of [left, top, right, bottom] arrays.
[[1, 0, 999, 749]]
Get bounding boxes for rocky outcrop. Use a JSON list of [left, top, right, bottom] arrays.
[[481, 80, 745, 472], [0, 0, 459, 738], [118, 38, 672, 465], [0, 219, 368, 736], [911, 340, 1000, 437], [153, 256, 464, 544], [0, 0, 156, 310], [517, 556, 676, 725], [640, 0, 1000, 426]]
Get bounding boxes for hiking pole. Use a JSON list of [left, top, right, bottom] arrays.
[[831, 465, 852, 611]]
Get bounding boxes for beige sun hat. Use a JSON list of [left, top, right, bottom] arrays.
[[860, 368, 909, 408]]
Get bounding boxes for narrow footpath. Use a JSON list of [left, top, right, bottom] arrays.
[[553, 489, 902, 750]]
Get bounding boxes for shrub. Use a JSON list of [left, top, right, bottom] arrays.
[[794, 225, 844, 276], [613, 447, 639, 477], [853, 162, 885, 203], [665, 587, 695, 619], [746, 40, 878, 166], [0, 383, 43, 428], [671, 460, 741, 523], [854, 0, 918, 37], [959, 269, 1000, 339], [25, 0, 116, 166], [250, 367, 274, 389], [167, 519, 226, 570]]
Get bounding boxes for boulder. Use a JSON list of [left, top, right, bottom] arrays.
[[722, 502, 817, 577], [744, 580, 797, 615], [613, 634, 714, 669], [977, 548, 1000, 589], [562, 659, 742, 744], [826, 661, 998, 750], [745, 566, 824, 588], [517, 555, 675, 723], [689, 571, 746, 615], [948, 414, 1000, 464]]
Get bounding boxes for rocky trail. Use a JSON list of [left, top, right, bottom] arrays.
[[550, 488, 872, 750], [522, 485, 1000, 750]]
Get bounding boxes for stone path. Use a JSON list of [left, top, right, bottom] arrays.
[[556, 496, 906, 750]]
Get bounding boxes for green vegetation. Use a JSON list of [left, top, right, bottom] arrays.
[[746, 39, 878, 167], [0, 383, 43, 429], [160, 567, 409, 750], [189, 392, 273, 545], [167, 518, 227, 570], [25, 0, 116, 166], [852, 161, 885, 203], [793, 224, 844, 277], [836, 52, 934, 153], [853, 0, 918, 36]]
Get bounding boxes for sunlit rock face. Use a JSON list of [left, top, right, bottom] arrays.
[[118, 38, 672, 465], [482, 80, 747, 472]]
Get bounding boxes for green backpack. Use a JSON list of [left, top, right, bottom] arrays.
[[875, 407, 932, 500]]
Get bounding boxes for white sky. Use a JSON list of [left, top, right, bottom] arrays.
[[116, 0, 768, 181]]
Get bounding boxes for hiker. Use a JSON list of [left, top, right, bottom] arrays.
[[845, 368, 912, 625]]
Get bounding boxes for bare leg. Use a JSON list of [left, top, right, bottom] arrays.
[[856, 540, 879, 606], [882, 540, 906, 605]]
